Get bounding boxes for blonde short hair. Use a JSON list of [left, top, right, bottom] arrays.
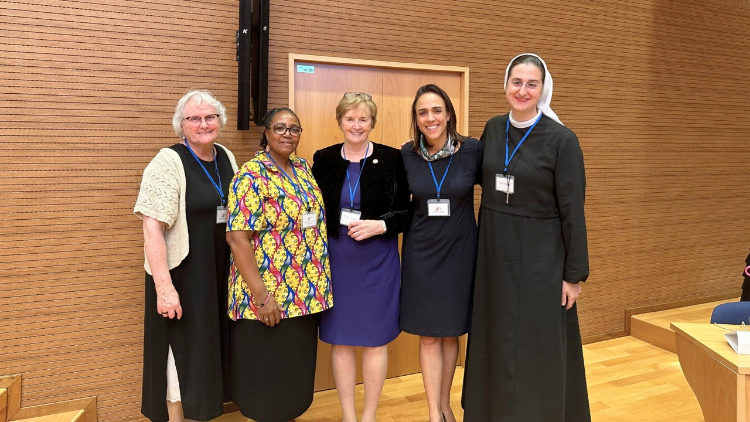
[[335, 93, 377, 129]]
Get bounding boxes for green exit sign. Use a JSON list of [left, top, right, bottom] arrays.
[[296, 65, 315, 74]]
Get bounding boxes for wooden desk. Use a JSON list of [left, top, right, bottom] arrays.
[[671, 322, 750, 422]]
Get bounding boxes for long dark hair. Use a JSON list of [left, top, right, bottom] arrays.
[[410, 84, 465, 152], [259, 107, 300, 149]]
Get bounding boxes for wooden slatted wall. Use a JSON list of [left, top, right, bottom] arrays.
[[1, 1, 257, 421], [2, 0, 750, 421]]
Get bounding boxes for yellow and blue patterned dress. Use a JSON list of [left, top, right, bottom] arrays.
[[227, 152, 333, 320]]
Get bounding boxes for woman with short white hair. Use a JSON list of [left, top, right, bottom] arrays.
[[135, 90, 238, 422]]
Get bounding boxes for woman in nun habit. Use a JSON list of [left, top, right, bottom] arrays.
[[462, 53, 591, 422]]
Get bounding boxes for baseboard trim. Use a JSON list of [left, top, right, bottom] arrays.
[[582, 330, 627, 345]]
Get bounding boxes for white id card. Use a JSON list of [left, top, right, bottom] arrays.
[[340, 208, 362, 226], [495, 174, 515, 194], [427, 199, 450, 217], [216, 206, 228, 224], [302, 211, 317, 229]]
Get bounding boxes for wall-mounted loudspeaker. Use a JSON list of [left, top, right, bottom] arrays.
[[237, 0, 269, 129]]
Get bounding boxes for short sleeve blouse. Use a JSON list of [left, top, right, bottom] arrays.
[[227, 152, 333, 320]]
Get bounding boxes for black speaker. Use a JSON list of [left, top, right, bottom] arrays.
[[237, 0, 269, 129]]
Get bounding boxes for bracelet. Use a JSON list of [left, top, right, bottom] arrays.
[[254, 292, 273, 308]]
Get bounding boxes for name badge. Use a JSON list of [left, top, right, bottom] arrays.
[[340, 208, 362, 226], [427, 199, 450, 217], [216, 206, 228, 224], [301, 211, 317, 229], [495, 174, 515, 194]]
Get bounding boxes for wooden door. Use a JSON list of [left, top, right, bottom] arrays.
[[290, 54, 468, 391]]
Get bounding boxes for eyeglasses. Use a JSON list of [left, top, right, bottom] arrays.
[[184, 114, 220, 125], [508, 80, 541, 91], [344, 92, 372, 100], [271, 123, 303, 136]]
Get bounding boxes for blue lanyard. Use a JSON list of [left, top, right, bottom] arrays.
[[184, 139, 224, 206], [504, 114, 543, 173], [342, 142, 369, 209], [266, 153, 311, 211], [427, 153, 454, 200]]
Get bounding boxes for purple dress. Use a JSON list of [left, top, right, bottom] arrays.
[[319, 161, 401, 347]]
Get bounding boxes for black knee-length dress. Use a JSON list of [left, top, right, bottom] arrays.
[[400, 138, 483, 337]]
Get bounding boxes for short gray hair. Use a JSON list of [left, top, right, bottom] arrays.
[[172, 90, 228, 137]]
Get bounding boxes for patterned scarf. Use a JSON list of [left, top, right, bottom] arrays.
[[418, 134, 454, 162]]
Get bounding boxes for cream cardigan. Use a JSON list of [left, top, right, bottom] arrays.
[[134, 143, 239, 275]]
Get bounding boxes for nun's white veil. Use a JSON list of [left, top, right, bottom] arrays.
[[503, 53, 562, 125]]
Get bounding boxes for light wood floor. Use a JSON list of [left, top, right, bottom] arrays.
[[216, 336, 702, 422], [631, 298, 736, 352], [585, 337, 701, 422]]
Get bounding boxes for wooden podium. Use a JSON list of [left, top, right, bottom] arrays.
[[672, 322, 750, 422]]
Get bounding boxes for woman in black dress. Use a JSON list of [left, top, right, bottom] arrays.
[[135, 90, 238, 422], [462, 54, 591, 421], [400, 84, 482, 422]]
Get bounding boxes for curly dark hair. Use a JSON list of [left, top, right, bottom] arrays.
[[259, 107, 301, 149]]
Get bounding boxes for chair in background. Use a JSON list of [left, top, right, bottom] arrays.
[[710, 301, 750, 325]]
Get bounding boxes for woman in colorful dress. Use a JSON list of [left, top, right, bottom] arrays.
[[462, 53, 591, 421], [400, 84, 483, 422], [225, 107, 333, 422], [312, 92, 410, 422], [135, 90, 237, 422]]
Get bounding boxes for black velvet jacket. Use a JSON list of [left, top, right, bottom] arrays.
[[311, 142, 411, 239]]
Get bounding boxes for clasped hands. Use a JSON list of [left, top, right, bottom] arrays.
[[347, 219, 385, 241]]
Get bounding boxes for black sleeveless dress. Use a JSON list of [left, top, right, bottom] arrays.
[[141, 144, 233, 422]]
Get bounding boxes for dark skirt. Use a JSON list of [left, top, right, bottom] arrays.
[[461, 208, 591, 422], [230, 313, 321, 422], [320, 225, 401, 346]]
